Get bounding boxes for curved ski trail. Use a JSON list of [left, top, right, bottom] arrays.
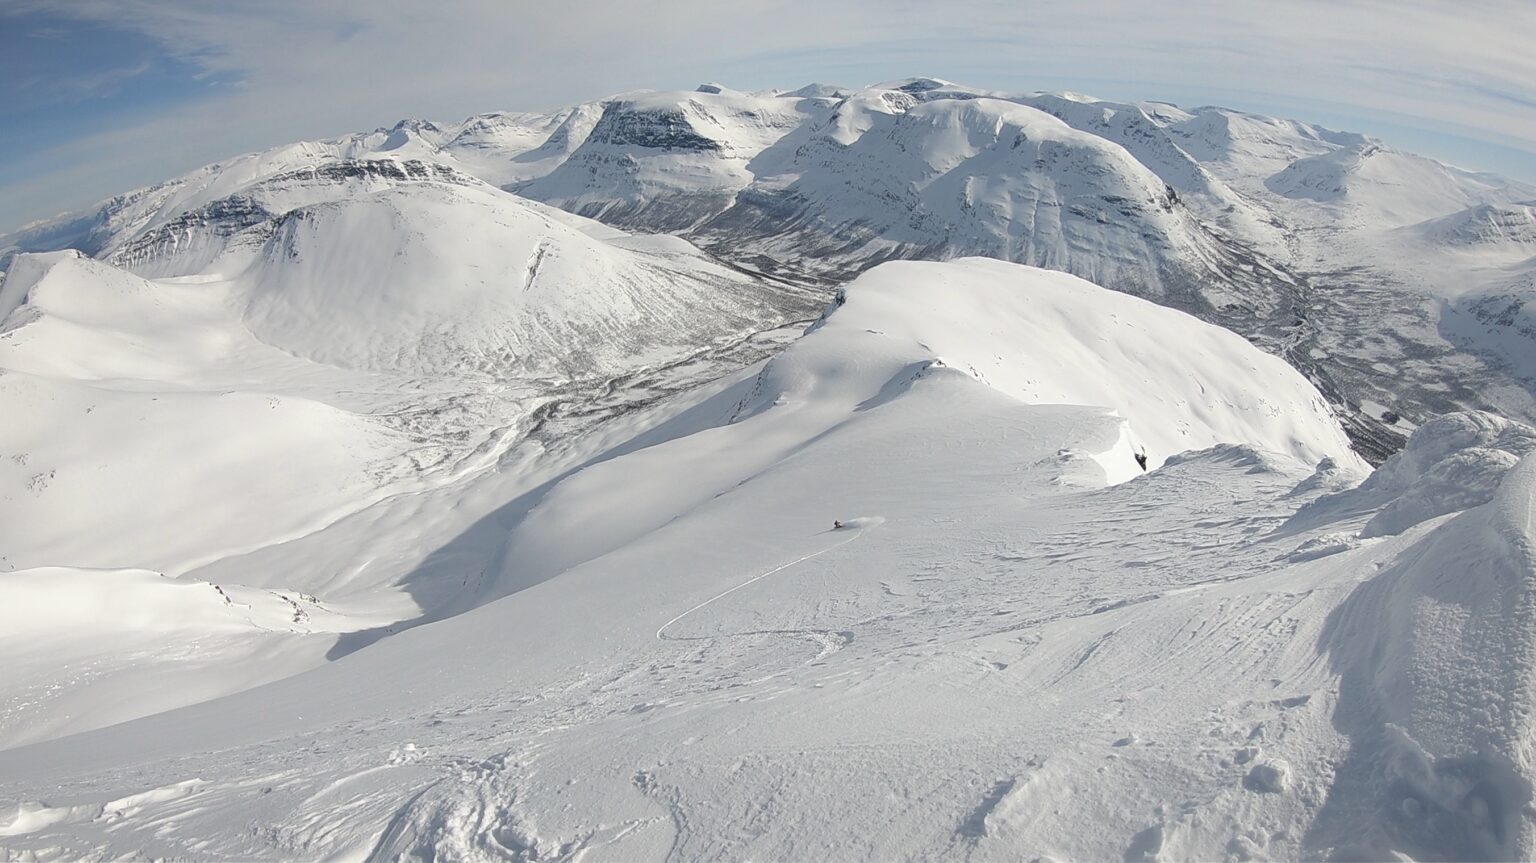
[[656, 528, 869, 641]]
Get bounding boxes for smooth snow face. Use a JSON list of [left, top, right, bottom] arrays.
[[807, 258, 1364, 478], [0, 567, 362, 748], [1413, 202, 1536, 253], [1159, 105, 1366, 174], [242, 182, 779, 377], [0, 252, 406, 573], [1264, 143, 1525, 228]]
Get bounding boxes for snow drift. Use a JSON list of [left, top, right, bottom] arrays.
[[1317, 446, 1536, 859], [1288, 411, 1536, 538]]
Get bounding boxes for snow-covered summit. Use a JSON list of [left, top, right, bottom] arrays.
[[241, 182, 781, 377], [779, 258, 1363, 477], [1263, 140, 1524, 227], [1411, 201, 1536, 254], [515, 86, 838, 231]]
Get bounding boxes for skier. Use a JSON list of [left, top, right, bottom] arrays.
[[833, 520, 845, 530], [1134, 448, 1149, 471]]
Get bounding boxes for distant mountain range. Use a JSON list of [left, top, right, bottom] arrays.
[[7, 78, 1533, 464]]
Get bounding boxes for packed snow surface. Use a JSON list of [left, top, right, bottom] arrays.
[[4, 253, 1533, 859]]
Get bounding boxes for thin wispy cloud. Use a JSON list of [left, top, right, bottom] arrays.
[[2, 0, 1533, 232]]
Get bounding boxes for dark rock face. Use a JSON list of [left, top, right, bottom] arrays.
[[263, 159, 472, 186], [107, 161, 480, 275], [109, 196, 274, 272], [586, 103, 722, 153]]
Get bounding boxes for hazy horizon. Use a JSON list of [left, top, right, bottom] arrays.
[[3, 0, 1534, 234]]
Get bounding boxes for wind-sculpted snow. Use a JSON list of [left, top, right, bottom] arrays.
[[1313, 451, 1536, 859], [797, 258, 1363, 478], [1288, 411, 1536, 538]]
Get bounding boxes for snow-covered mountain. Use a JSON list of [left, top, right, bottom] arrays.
[[5, 255, 1535, 859], [518, 86, 837, 231], [6, 76, 1536, 860], [0, 178, 816, 748], [9, 78, 1533, 463]]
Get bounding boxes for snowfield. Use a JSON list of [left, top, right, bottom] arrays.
[[6, 75, 1536, 861], [4, 249, 1536, 859], [0, 184, 815, 749]]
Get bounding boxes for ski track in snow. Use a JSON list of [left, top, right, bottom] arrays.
[[655, 525, 871, 641]]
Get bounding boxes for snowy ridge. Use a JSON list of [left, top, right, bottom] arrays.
[[784, 258, 1362, 477], [696, 96, 1240, 303], [1411, 201, 1536, 255], [494, 259, 1359, 602], [7, 78, 1536, 458], [517, 86, 839, 231], [1314, 443, 1536, 860], [4, 257, 1536, 858], [1264, 141, 1525, 227]]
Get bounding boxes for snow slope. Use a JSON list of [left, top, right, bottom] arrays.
[[0, 252, 405, 573], [697, 95, 1242, 303], [1412, 202, 1536, 257], [5, 77, 1536, 860], [1309, 445, 1536, 860], [799, 258, 1362, 478], [1263, 142, 1524, 228], [10, 259, 1513, 861], [241, 182, 785, 377], [487, 258, 1363, 602], [0, 185, 813, 747]]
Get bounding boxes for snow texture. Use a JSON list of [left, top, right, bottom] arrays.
[[4, 75, 1536, 863]]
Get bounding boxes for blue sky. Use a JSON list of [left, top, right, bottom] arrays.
[[2, 0, 1534, 233], [0, 9, 237, 225]]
